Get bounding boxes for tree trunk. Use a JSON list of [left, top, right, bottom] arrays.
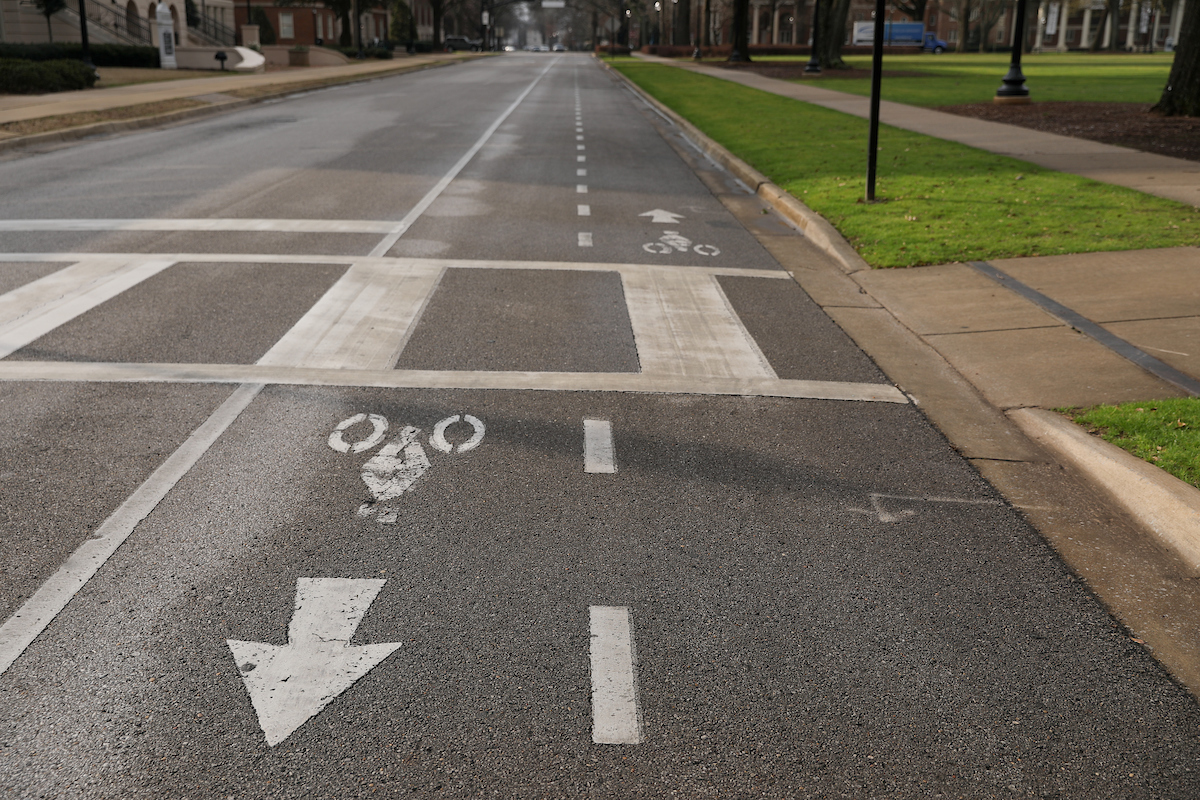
[[815, 0, 851, 66], [1154, 0, 1199, 114], [956, 0, 971, 51], [674, 0, 691, 46], [729, 0, 751, 58], [431, 0, 442, 46], [1107, 0, 1121, 49]]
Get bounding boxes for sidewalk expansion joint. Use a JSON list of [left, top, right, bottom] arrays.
[[969, 260, 1200, 398]]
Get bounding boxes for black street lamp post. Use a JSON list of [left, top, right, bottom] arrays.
[[805, 0, 821, 73], [77, 0, 94, 70], [995, 0, 1031, 102]]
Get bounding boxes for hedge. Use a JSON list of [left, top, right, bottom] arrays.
[[0, 58, 98, 94], [0, 43, 159, 68], [335, 45, 394, 59]]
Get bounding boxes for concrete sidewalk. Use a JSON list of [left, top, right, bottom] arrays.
[[634, 53, 1200, 208], [0, 53, 478, 144]]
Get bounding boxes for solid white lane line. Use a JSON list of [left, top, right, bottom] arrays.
[[0, 253, 794, 279], [577, 205, 590, 216], [583, 419, 616, 473], [577, 185, 588, 193], [622, 271, 777, 380], [0, 362, 911, 402], [578, 233, 594, 247], [0, 382, 263, 676], [368, 57, 561, 258], [0, 258, 176, 359], [590, 606, 643, 745], [258, 261, 444, 370], [0, 219, 397, 234]]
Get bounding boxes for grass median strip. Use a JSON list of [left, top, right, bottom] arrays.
[[0, 98, 209, 138], [615, 62, 1199, 268], [1065, 399, 1200, 489]]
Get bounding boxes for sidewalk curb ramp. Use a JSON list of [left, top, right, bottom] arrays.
[[1011, 407, 1200, 574], [601, 59, 870, 275], [0, 58, 467, 155]]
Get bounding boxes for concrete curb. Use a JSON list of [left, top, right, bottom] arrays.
[[600, 59, 871, 275], [0, 58, 465, 155], [1010, 407, 1200, 573]]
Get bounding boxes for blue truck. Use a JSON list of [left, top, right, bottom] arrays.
[[851, 21, 949, 52]]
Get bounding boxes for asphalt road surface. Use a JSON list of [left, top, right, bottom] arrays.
[[2, 54, 1199, 799]]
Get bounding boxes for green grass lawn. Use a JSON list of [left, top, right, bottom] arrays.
[[1066, 398, 1200, 489], [759, 52, 1175, 106], [614, 62, 1199, 267]]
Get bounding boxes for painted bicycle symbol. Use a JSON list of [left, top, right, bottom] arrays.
[[328, 412, 485, 524], [642, 230, 720, 257]]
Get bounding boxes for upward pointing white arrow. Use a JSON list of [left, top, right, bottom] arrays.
[[227, 578, 401, 746], [639, 209, 685, 224]]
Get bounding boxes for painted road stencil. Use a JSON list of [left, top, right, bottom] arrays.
[[328, 413, 485, 523], [643, 231, 720, 257], [227, 578, 401, 747]]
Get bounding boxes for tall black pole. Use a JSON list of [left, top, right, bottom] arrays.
[[805, 0, 821, 73], [865, 0, 885, 202], [354, 0, 364, 57], [77, 0, 94, 69], [995, 0, 1031, 102]]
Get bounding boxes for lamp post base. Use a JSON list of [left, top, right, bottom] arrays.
[[993, 94, 1032, 104]]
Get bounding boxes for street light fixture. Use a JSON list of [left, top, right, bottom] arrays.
[[804, 0, 821, 73], [995, 0, 1031, 103]]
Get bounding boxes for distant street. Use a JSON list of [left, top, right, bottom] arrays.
[[2, 54, 1199, 798]]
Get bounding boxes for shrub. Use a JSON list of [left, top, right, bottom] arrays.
[[0, 58, 98, 94], [0, 43, 159, 67], [251, 7, 276, 45], [336, 45, 394, 59]]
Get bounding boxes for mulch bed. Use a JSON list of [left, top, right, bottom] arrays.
[[936, 102, 1200, 163]]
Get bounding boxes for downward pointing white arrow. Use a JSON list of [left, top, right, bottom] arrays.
[[639, 209, 685, 224], [227, 578, 401, 746]]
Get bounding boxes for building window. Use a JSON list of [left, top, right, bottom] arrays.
[[996, 27, 1005, 41], [1066, 28, 1076, 41], [316, 14, 323, 39], [279, 11, 294, 38], [948, 28, 957, 41]]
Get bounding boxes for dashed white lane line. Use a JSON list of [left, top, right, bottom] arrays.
[[576, 135, 585, 141], [583, 419, 617, 473], [577, 185, 588, 194], [0, 382, 264, 676], [577, 156, 586, 162], [577, 169, 587, 177], [577, 205, 591, 216], [577, 145, 586, 151], [578, 232, 593, 247], [367, 56, 560, 258], [590, 606, 643, 745]]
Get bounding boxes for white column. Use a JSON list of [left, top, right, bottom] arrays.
[[1125, 0, 1138, 47], [772, 5, 780, 42], [1034, 0, 1047, 49], [1081, 6, 1093, 46], [1169, 0, 1185, 43], [751, 1, 760, 42], [1056, 2, 1069, 49], [1101, 9, 1111, 47]]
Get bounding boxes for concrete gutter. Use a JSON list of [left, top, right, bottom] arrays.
[[1011, 408, 1200, 574]]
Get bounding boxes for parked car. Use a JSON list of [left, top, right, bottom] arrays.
[[551, 43, 567, 51], [443, 36, 482, 52]]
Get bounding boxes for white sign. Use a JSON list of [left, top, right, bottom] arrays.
[[639, 208, 685, 224], [543, 0, 566, 7], [330, 413, 485, 523], [1045, 2, 1059, 35], [228, 578, 401, 746]]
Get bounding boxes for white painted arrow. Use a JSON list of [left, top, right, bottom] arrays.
[[227, 578, 401, 747], [639, 209, 685, 224]]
